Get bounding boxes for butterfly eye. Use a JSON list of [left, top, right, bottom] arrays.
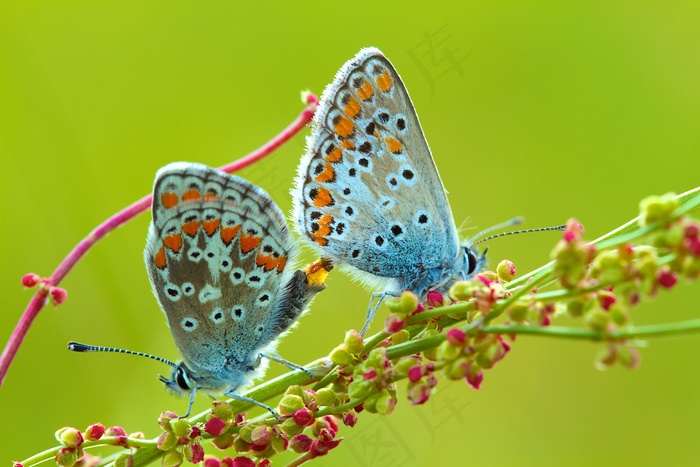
[[175, 367, 191, 390], [465, 248, 479, 275]]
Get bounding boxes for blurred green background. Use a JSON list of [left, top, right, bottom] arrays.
[[2, 2, 699, 466]]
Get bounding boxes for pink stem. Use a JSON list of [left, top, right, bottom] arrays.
[[0, 94, 319, 388]]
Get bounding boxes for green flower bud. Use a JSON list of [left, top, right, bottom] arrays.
[[344, 330, 365, 355], [609, 305, 629, 326], [114, 453, 133, 467], [211, 401, 233, 420], [375, 393, 397, 415], [329, 345, 354, 366], [444, 358, 471, 380], [384, 296, 401, 314], [285, 384, 304, 398], [449, 281, 475, 301], [497, 260, 516, 282], [156, 431, 178, 451], [316, 388, 339, 407], [169, 418, 191, 438], [585, 309, 609, 331], [238, 424, 255, 444], [391, 329, 411, 345], [348, 379, 372, 400], [437, 340, 462, 361], [161, 450, 183, 467], [394, 356, 419, 377], [211, 432, 235, 450], [233, 435, 250, 453], [508, 302, 530, 322], [399, 291, 420, 314], [55, 448, 78, 467], [278, 394, 305, 415], [363, 393, 381, 413], [280, 417, 305, 436]]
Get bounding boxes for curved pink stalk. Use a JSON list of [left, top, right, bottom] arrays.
[[0, 94, 319, 388]]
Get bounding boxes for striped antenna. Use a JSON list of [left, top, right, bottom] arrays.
[[467, 217, 523, 245], [472, 224, 566, 247], [67, 341, 177, 368]]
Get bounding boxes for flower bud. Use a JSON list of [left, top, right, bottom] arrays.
[[658, 269, 678, 289], [211, 401, 234, 420], [158, 412, 178, 432], [316, 388, 339, 407], [426, 290, 444, 307], [497, 260, 516, 282], [278, 394, 304, 415], [250, 426, 270, 448], [329, 346, 354, 366], [57, 428, 84, 449], [465, 369, 484, 390], [205, 418, 228, 437], [342, 411, 358, 427], [407, 383, 430, 405], [384, 313, 405, 334], [437, 340, 462, 361], [230, 456, 254, 467], [399, 291, 420, 314], [375, 393, 397, 415], [280, 418, 304, 437], [55, 448, 78, 467], [84, 424, 105, 442], [348, 379, 372, 400], [114, 453, 133, 467], [211, 433, 235, 450], [232, 436, 250, 453], [22, 273, 41, 288], [161, 450, 183, 467], [344, 330, 364, 354], [184, 443, 204, 464], [156, 431, 178, 451], [289, 434, 313, 453]]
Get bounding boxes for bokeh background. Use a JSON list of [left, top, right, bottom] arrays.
[[2, 2, 700, 466]]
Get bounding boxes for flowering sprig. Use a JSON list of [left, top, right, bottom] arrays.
[[11, 171, 700, 466]]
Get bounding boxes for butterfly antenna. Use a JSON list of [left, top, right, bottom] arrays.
[[472, 224, 566, 247], [67, 341, 178, 368], [467, 217, 524, 245]]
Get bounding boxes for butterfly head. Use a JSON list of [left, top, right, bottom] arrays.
[[457, 244, 487, 282]]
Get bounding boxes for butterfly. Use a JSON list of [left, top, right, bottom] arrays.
[[70, 162, 330, 419], [293, 47, 485, 335]]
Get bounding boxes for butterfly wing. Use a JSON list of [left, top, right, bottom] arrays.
[[294, 47, 460, 285], [145, 162, 304, 385]]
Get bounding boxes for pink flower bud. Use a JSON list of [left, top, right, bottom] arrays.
[[383, 314, 405, 334], [231, 458, 255, 467], [363, 368, 377, 381], [204, 418, 227, 437], [466, 370, 484, 390], [203, 457, 221, 467], [342, 411, 358, 427], [184, 443, 204, 464], [658, 270, 678, 289], [105, 426, 128, 446], [426, 290, 444, 307], [250, 426, 270, 448], [446, 328, 467, 346], [292, 408, 314, 427], [407, 365, 423, 383], [85, 423, 105, 441], [289, 434, 313, 453], [50, 286, 68, 305], [22, 273, 41, 288], [598, 291, 617, 311]]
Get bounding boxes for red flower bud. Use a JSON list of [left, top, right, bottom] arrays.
[[426, 290, 444, 307], [292, 408, 314, 427], [407, 365, 423, 383], [21, 273, 41, 288], [205, 418, 227, 437], [658, 270, 678, 289], [446, 328, 466, 346]]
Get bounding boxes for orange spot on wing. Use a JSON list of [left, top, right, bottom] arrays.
[[202, 219, 221, 236], [341, 140, 355, 150], [203, 193, 220, 203], [276, 255, 287, 273], [182, 189, 200, 202], [325, 146, 343, 163], [220, 225, 241, 245], [161, 192, 178, 209], [163, 234, 183, 253], [240, 234, 262, 254], [376, 70, 393, 92], [310, 215, 333, 246], [357, 80, 374, 101], [154, 247, 167, 269], [182, 221, 200, 237], [334, 116, 354, 138], [314, 164, 335, 183], [312, 187, 334, 207], [386, 137, 403, 154], [345, 97, 361, 118], [256, 253, 282, 272]]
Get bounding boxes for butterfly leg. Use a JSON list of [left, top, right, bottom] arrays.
[[224, 389, 280, 422], [361, 291, 401, 336], [180, 387, 197, 418], [259, 352, 313, 379]]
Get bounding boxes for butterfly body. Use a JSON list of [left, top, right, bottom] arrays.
[[294, 48, 484, 331], [145, 162, 324, 411]]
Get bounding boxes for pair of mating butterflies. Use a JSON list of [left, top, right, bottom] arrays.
[[70, 47, 486, 418]]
